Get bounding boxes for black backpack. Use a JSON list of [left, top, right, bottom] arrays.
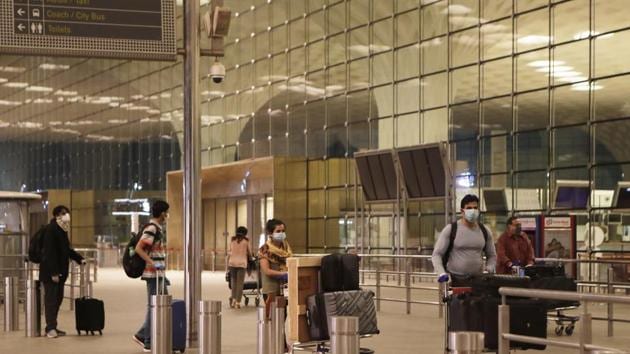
[[122, 223, 161, 278], [442, 221, 489, 271], [27, 225, 47, 263]]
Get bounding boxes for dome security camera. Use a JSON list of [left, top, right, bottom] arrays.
[[210, 60, 225, 84]]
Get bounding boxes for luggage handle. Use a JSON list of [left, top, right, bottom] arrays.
[[155, 264, 167, 295]]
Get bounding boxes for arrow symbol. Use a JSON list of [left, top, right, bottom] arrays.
[[17, 8, 25, 16], [17, 23, 25, 31]]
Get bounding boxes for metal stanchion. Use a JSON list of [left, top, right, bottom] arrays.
[[375, 264, 381, 311], [405, 258, 411, 315], [497, 303, 510, 354], [151, 294, 173, 354], [607, 266, 614, 337], [330, 316, 359, 354], [257, 307, 271, 354], [25, 279, 41, 337], [69, 264, 76, 310], [448, 332, 484, 354], [4, 276, 19, 331], [272, 300, 286, 354], [199, 300, 221, 354]]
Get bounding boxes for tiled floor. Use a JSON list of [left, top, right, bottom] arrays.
[[1, 268, 629, 353]]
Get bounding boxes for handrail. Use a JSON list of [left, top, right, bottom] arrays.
[[537, 257, 630, 265], [497, 287, 630, 354]]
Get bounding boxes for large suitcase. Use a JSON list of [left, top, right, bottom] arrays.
[[471, 274, 531, 298], [320, 254, 360, 292], [306, 290, 379, 341], [75, 297, 105, 335], [448, 293, 547, 350], [172, 300, 186, 353], [525, 263, 565, 279]]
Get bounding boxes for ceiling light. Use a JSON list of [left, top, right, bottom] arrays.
[[51, 128, 80, 135], [86, 134, 114, 141], [17, 122, 43, 129], [160, 92, 172, 98], [0, 99, 21, 106], [559, 76, 588, 83], [536, 66, 574, 73], [443, 4, 472, 15], [39, 63, 70, 70], [571, 82, 603, 91], [107, 119, 128, 124], [147, 109, 161, 115], [54, 89, 78, 96], [0, 66, 26, 73], [160, 135, 173, 140], [26, 85, 54, 92], [4, 82, 29, 88], [33, 98, 53, 104], [0, 121, 9, 128], [131, 94, 144, 100], [0, 78, 7, 83], [49, 121, 63, 126], [549, 71, 583, 78], [527, 60, 565, 68], [518, 35, 551, 45]]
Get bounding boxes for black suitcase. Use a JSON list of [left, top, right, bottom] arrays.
[[525, 263, 566, 279], [448, 294, 546, 350], [471, 274, 531, 298], [306, 290, 379, 341], [320, 254, 360, 292], [75, 297, 105, 335]]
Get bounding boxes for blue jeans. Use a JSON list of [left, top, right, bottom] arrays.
[[136, 277, 169, 347]]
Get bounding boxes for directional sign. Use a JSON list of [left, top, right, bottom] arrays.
[[1, 0, 176, 60]]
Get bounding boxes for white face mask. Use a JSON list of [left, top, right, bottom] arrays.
[[60, 213, 71, 223], [463, 208, 479, 223], [272, 232, 286, 242]]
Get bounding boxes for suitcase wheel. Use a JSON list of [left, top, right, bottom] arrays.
[[565, 325, 574, 336], [77, 330, 81, 336], [555, 326, 564, 336], [91, 331, 95, 335]]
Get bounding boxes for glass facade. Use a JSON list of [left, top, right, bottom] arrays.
[[2, 0, 630, 255]]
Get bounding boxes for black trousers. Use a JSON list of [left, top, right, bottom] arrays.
[[43, 280, 65, 332]]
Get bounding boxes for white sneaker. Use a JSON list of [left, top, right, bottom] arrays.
[[46, 329, 58, 338]]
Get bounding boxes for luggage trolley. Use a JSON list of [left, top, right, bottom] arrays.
[[226, 256, 262, 307]]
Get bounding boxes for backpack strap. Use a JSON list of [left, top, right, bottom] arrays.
[[442, 221, 458, 271], [478, 222, 489, 249]]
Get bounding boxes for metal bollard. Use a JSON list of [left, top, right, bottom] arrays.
[[257, 307, 271, 354], [330, 316, 359, 354], [199, 300, 221, 354], [69, 264, 76, 310], [272, 302, 286, 354], [25, 280, 41, 337], [151, 294, 173, 354], [4, 276, 19, 332], [448, 331, 484, 354], [607, 266, 614, 337]]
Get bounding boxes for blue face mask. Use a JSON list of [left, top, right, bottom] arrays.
[[272, 232, 286, 242], [463, 208, 479, 222]]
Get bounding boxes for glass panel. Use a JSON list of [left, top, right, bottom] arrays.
[[516, 90, 549, 131], [553, 0, 589, 45], [516, 0, 548, 13], [422, 108, 448, 143], [481, 96, 512, 136], [552, 84, 589, 126], [593, 0, 629, 34], [396, 45, 419, 80], [350, 1, 369, 28], [481, 18, 512, 60], [451, 27, 479, 67], [516, 49, 549, 92], [594, 120, 630, 164], [516, 9, 550, 53], [481, 135, 512, 174], [482, 58, 512, 98], [449, 0, 479, 31], [553, 125, 589, 167], [514, 171, 546, 210], [373, 0, 394, 20], [349, 26, 369, 60], [421, 36, 447, 74], [481, 0, 512, 22], [372, 52, 394, 86], [422, 73, 447, 109], [516, 130, 549, 170], [396, 112, 421, 147], [396, 79, 420, 114], [451, 65, 479, 104], [451, 103, 478, 141], [593, 75, 630, 122], [552, 40, 589, 85], [422, 1, 448, 39], [396, 10, 419, 47], [594, 29, 630, 78], [372, 18, 394, 54], [328, 2, 346, 35]]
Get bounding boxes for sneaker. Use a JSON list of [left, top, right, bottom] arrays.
[[143, 346, 151, 353], [132, 334, 144, 347], [46, 329, 58, 338], [56, 329, 66, 337]]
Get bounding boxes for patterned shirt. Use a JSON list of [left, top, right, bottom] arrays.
[[139, 222, 165, 279]]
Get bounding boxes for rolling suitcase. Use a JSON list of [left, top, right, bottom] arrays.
[[75, 296, 105, 335], [525, 263, 565, 279], [306, 290, 379, 341], [320, 254, 360, 292], [471, 274, 531, 298], [172, 300, 186, 353]]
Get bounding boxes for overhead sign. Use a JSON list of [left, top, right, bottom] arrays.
[[1, 0, 176, 60]]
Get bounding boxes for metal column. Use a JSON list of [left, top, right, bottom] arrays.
[[4, 276, 19, 331], [272, 301, 286, 354], [257, 307, 271, 354], [607, 266, 614, 337], [329, 316, 359, 354], [199, 300, 221, 354], [183, 0, 202, 347], [25, 279, 41, 337], [151, 294, 173, 354]]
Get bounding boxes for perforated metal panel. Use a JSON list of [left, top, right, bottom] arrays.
[[0, 0, 176, 61]]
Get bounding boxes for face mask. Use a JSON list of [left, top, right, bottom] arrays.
[[463, 209, 479, 223], [272, 232, 286, 242], [60, 213, 70, 223]]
